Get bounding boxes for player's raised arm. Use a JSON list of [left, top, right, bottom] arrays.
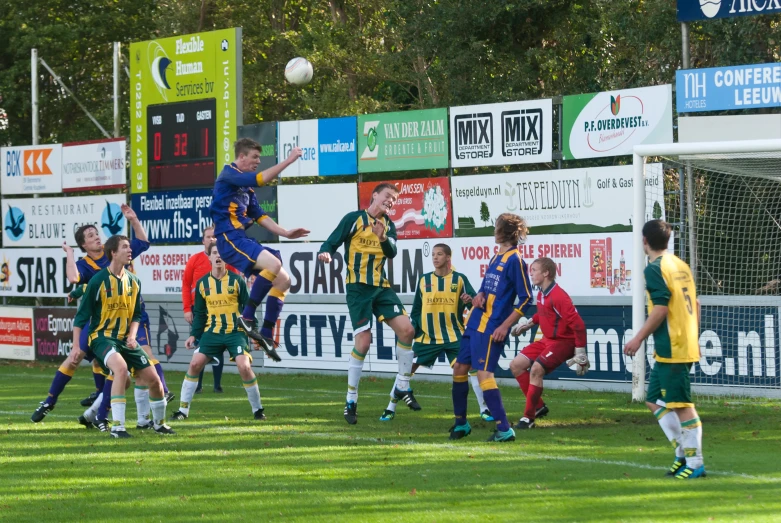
[[122, 204, 149, 244]]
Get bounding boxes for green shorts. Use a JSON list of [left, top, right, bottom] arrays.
[[647, 361, 694, 408], [91, 337, 152, 375], [346, 283, 406, 334], [413, 341, 459, 368], [197, 332, 251, 364]]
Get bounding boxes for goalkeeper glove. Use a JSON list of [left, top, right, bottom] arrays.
[[510, 317, 531, 337], [566, 347, 590, 376]]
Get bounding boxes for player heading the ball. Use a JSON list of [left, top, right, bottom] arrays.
[[209, 138, 310, 362]]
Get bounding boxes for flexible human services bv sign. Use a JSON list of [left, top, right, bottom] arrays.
[[358, 109, 448, 173], [277, 116, 357, 177], [562, 85, 673, 160], [676, 63, 781, 113], [677, 0, 781, 22]]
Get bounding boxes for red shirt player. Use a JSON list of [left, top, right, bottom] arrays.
[[509, 257, 590, 429]]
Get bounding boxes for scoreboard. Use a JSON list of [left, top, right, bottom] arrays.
[[130, 29, 242, 193]]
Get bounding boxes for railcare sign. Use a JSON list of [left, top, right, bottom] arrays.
[[676, 64, 781, 113], [677, 0, 781, 21], [449, 99, 552, 168], [129, 28, 242, 193], [358, 109, 448, 173], [562, 85, 673, 160]]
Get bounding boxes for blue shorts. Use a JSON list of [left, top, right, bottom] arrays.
[[137, 321, 151, 347], [455, 328, 504, 373], [78, 320, 95, 361], [216, 230, 281, 277]]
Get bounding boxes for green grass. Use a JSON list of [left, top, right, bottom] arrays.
[[1, 360, 781, 522]]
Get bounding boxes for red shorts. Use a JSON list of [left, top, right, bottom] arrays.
[[521, 338, 576, 374]]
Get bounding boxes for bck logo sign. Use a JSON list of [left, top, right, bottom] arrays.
[[454, 113, 493, 160], [501, 108, 543, 157]]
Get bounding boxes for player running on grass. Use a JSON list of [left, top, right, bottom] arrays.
[[210, 138, 309, 361], [624, 219, 706, 480], [379, 243, 493, 422], [72, 235, 174, 438], [171, 243, 266, 422], [318, 183, 417, 425], [449, 213, 532, 442], [509, 257, 589, 430]]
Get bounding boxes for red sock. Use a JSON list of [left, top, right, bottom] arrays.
[[524, 384, 544, 420], [516, 372, 545, 410]]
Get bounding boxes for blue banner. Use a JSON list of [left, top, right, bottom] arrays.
[[317, 116, 357, 175], [676, 64, 781, 113], [677, 0, 781, 22]]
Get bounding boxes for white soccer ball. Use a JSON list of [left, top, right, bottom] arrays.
[[285, 57, 314, 86]]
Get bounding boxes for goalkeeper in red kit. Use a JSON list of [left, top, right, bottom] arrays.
[[509, 257, 589, 429]]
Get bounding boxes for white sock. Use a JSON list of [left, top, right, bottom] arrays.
[[395, 342, 414, 391], [83, 393, 103, 422], [110, 398, 126, 429], [346, 350, 365, 403], [150, 398, 167, 428], [243, 376, 262, 412], [470, 372, 488, 412], [385, 376, 401, 412], [180, 373, 199, 416], [654, 407, 684, 458], [681, 417, 704, 468], [134, 386, 151, 424]]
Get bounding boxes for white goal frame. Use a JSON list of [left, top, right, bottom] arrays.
[[631, 139, 781, 401]]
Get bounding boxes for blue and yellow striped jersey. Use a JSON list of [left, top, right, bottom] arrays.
[[645, 254, 699, 363], [74, 268, 142, 344], [210, 163, 268, 236], [318, 210, 397, 288], [466, 247, 532, 334], [411, 270, 476, 346], [190, 271, 249, 337]]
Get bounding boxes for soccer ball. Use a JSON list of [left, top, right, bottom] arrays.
[[284, 57, 314, 86]]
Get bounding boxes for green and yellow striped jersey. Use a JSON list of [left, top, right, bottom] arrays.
[[318, 210, 397, 288], [191, 271, 249, 337], [73, 268, 142, 344], [645, 254, 700, 363], [411, 270, 476, 347]]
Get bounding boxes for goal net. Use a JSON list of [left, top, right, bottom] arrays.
[[632, 140, 781, 401]]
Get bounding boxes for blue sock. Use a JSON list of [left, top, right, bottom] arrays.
[[97, 378, 113, 421], [243, 270, 275, 320], [154, 363, 168, 394], [261, 292, 285, 338], [93, 371, 105, 392], [197, 368, 204, 390], [482, 385, 510, 432], [213, 353, 224, 389], [452, 376, 469, 425], [43, 366, 74, 406]]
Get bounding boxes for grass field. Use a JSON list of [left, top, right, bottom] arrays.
[[2, 360, 781, 522]]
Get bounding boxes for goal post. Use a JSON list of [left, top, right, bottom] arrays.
[[632, 139, 781, 402]]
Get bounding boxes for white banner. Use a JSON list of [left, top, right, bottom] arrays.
[[277, 183, 358, 242], [450, 164, 664, 236], [0, 307, 35, 361], [131, 245, 202, 295], [0, 249, 73, 297], [62, 138, 127, 191], [450, 99, 553, 167], [276, 234, 636, 298], [2, 194, 127, 247], [1, 144, 63, 195], [277, 120, 319, 177]]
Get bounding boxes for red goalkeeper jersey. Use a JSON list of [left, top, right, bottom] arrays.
[[532, 282, 587, 347]]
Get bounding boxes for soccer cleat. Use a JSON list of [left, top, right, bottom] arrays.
[[486, 428, 516, 442], [110, 428, 132, 439], [78, 415, 94, 429], [254, 408, 267, 421], [214, 387, 224, 393], [31, 402, 54, 423], [344, 401, 358, 425], [666, 457, 686, 477], [449, 422, 472, 440], [394, 388, 422, 411], [80, 391, 100, 407], [154, 424, 176, 435], [165, 392, 175, 404], [170, 410, 188, 421], [195, 387, 203, 394], [675, 465, 706, 480], [535, 404, 550, 419], [257, 335, 283, 363], [480, 410, 495, 422], [136, 421, 154, 430], [239, 316, 283, 362], [513, 416, 536, 430], [379, 409, 395, 422], [95, 419, 110, 432]]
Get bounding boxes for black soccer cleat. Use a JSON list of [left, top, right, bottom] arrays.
[[170, 410, 188, 421], [110, 428, 132, 438], [344, 401, 358, 425], [535, 404, 550, 419], [394, 388, 422, 411], [80, 391, 100, 407], [165, 392, 175, 404], [214, 387, 224, 394], [254, 408, 267, 421], [448, 422, 472, 440], [136, 421, 154, 430], [154, 423, 176, 435], [31, 402, 54, 423], [513, 416, 535, 430], [95, 419, 110, 432], [666, 457, 687, 477], [257, 335, 283, 363], [78, 415, 95, 429]]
